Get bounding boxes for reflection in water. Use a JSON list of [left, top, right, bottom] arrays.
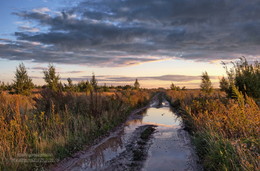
[[142, 107, 181, 127], [80, 131, 124, 169], [67, 100, 188, 171]]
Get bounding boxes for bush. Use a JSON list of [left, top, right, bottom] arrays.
[[222, 57, 260, 99]]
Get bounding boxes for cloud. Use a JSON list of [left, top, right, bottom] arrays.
[[62, 71, 85, 74], [30, 74, 220, 88], [31, 66, 47, 70], [59, 74, 219, 83], [1, 0, 260, 66], [18, 26, 40, 32], [32, 7, 50, 13]]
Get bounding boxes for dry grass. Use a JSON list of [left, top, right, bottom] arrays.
[[0, 89, 152, 170], [167, 90, 260, 171]]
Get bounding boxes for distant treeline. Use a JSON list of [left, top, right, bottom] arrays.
[[0, 64, 142, 95], [1, 57, 259, 100]]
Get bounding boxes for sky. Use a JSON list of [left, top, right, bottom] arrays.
[[0, 0, 259, 88]]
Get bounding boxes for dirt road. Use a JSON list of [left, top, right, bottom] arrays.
[[51, 97, 201, 171]]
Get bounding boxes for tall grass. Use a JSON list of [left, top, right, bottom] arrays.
[[167, 90, 259, 171], [0, 89, 152, 170]]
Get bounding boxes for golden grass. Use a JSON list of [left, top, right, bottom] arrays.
[[167, 90, 260, 170], [0, 89, 152, 170]]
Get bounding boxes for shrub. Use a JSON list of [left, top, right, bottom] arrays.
[[222, 57, 260, 99]]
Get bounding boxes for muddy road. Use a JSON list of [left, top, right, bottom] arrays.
[[51, 97, 201, 171]]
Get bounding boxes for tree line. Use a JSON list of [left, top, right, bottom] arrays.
[[1, 57, 259, 99], [0, 63, 142, 95]]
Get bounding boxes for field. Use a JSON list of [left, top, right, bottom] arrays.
[[167, 90, 259, 170], [0, 58, 259, 170], [0, 89, 153, 170]]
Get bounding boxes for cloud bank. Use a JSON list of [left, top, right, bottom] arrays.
[[55, 74, 219, 83], [1, 0, 260, 66]]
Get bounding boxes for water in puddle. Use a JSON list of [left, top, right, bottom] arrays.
[[60, 100, 197, 171]]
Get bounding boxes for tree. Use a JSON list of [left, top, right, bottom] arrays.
[[170, 83, 180, 91], [86, 80, 93, 94], [65, 78, 74, 92], [170, 83, 175, 90], [223, 57, 260, 98], [13, 63, 34, 95], [77, 80, 87, 92], [43, 64, 60, 91], [200, 71, 213, 94], [0, 81, 4, 93], [58, 81, 64, 92], [90, 73, 98, 91], [219, 77, 229, 92], [102, 83, 109, 92], [134, 79, 140, 89]]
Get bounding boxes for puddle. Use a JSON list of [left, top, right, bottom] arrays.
[[53, 100, 199, 171]]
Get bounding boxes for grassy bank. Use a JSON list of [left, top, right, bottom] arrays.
[[167, 90, 259, 171], [0, 89, 152, 170]]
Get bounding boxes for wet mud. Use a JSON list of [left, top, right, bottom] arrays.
[[51, 97, 201, 171]]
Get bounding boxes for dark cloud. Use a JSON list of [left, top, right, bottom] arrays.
[[1, 0, 260, 66]]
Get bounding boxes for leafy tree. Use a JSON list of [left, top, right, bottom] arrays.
[[134, 79, 140, 89], [43, 64, 60, 91], [200, 71, 213, 94], [13, 63, 34, 95]]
